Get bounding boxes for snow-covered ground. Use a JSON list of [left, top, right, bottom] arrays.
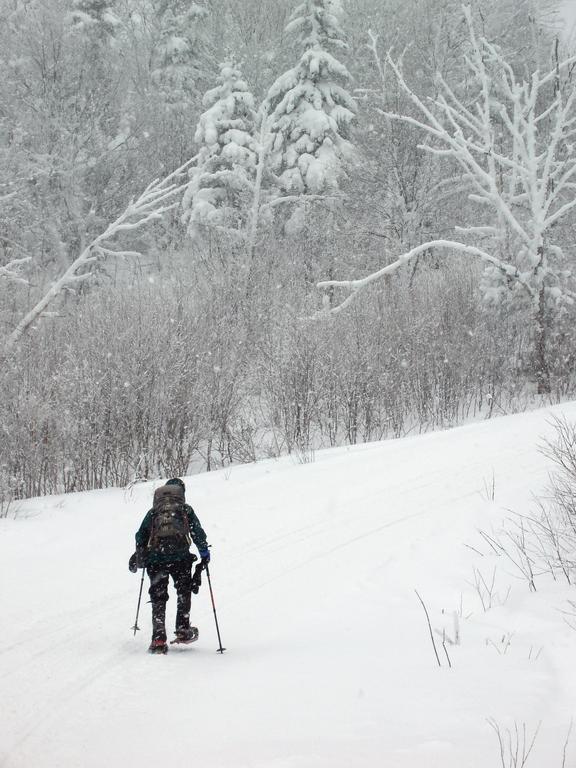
[[1, 404, 576, 768]]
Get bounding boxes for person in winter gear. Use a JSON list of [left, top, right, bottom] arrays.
[[128, 478, 210, 652]]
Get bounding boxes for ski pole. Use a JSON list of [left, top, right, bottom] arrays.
[[131, 566, 146, 636], [205, 564, 226, 653]]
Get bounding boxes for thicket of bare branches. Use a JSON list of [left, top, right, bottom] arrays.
[[2, 253, 570, 504]]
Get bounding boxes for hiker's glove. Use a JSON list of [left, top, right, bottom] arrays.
[[199, 548, 210, 566], [129, 548, 146, 572], [191, 562, 203, 594]]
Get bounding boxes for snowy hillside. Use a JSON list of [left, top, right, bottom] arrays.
[[1, 405, 576, 768]]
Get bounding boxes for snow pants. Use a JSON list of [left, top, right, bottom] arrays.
[[147, 554, 194, 641]]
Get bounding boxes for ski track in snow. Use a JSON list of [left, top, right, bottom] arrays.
[[1, 405, 576, 767]]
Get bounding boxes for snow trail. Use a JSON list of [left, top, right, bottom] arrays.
[[1, 405, 575, 768]]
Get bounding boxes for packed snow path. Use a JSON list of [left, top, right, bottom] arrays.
[[1, 405, 575, 768]]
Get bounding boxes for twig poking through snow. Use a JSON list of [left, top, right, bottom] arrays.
[[487, 719, 541, 768], [415, 589, 442, 668], [562, 720, 573, 768]]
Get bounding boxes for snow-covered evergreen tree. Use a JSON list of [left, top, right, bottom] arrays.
[[266, 0, 356, 196], [151, 0, 209, 108], [182, 59, 257, 239], [69, 0, 119, 40]]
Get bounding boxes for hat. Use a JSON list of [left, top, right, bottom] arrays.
[[166, 477, 185, 492]]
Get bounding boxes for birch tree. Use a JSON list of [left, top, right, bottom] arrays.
[[319, 5, 576, 393]]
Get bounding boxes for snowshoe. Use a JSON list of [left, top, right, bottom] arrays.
[[171, 626, 199, 645], [148, 638, 168, 654]]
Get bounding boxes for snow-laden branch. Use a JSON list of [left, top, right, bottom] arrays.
[[2, 157, 197, 357], [380, 55, 534, 251], [315, 239, 535, 316]]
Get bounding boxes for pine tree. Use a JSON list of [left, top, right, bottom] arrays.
[[182, 59, 258, 239], [69, 0, 119, 40], [151, 0, 209, 108], [266, 0, 356, 196]]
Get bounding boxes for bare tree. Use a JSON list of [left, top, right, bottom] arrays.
[[318, 6, 576, 393]]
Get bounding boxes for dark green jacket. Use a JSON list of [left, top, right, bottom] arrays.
[[136, 503, 208, 566]]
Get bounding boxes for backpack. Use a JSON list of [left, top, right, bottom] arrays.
[[148, 485, 191, 555]]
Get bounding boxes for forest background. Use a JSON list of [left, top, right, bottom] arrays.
[[1, 0, 575, 501]]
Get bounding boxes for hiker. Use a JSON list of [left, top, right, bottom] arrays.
[[129, 477, 210, 654]]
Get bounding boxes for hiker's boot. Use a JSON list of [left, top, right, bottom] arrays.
[[173, 626, 199, 644], [148, 638, 168, 654]]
